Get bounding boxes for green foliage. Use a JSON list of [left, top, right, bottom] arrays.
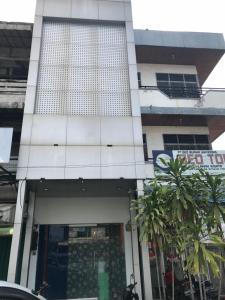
[[186, 238, 225, 277], [133, 157, 225, 278], [197, 170, 225, 234], [132, 181, 169, 246]]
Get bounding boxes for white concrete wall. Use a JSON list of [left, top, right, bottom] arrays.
[[203, 90, 225, 108], [139, 89, 201, 107], [34, 196, 130, 224], [18, 115, 144, 179], [139, 88, 225, 109], [143, 126, 210, 158], [143, 126, 210, 179], [36, 0, 133, 21], [137, 63, 197, 87], [17, 0, 145, 180], [138, 63, 225, 111], [138, 64, 199, 107], [137, 63, 201, 107]]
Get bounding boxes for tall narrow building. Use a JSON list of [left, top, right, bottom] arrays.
[[9, 1, 147, 299], [5, 1, 225, 300]]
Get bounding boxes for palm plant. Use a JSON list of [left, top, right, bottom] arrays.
[[133, 157, 225, 300], [197, 171, 225, 299], [132, 181, 169, 299]]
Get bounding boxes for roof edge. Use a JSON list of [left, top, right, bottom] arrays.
[[134, 29, 225, 51]]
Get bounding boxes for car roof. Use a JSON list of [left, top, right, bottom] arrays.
[[0, 281, 46, 300]]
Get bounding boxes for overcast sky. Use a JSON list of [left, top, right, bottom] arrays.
[[0, 0, 225, 148]]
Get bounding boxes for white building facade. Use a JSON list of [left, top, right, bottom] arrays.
[[6, 1, 225, 300], [0, 22, 32, 282], [8, 1, 150, 300]]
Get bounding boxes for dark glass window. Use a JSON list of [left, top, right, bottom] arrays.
[[195, 135, 210, 144], [12, 65, 28, 79], [170, 74, 183, 81], [184, 74, 197, 82], [0, 68, 8, 76], [156, 73, 200, 99], [156, 73, 169, 81], [163, 134, 211, 150], [178, 135, 195, 144], [137, 72, 142, 87], [163, 134, 178, 144], [0, 63, 29, 80], [143, 133, 148, 161], [10, 131, 21, 157]]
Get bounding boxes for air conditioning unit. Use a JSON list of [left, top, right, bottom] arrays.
[[0, 205, 15, 224]]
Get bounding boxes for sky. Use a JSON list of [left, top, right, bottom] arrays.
[[0, 0, 225, 148]]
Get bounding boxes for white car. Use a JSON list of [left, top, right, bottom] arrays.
[[0, 281, 46, 300]]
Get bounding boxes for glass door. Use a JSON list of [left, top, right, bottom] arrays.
[[36, 224, 126, 300]]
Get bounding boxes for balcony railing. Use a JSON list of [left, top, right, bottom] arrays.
[[139, 85, 225, 99], [0, 156, 18, 187], [0, 79, 27, 95], [5, 156, 18, 172]]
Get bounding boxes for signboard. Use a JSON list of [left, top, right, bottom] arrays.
[[153, 150, 225, 175], [0, 128, 13, 163]]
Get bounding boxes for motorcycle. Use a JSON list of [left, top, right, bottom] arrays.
[[123, 276, 139, 300], [183, 279, 218, 300]]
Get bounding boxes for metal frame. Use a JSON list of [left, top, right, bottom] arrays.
[[0, 165, 17, 188]]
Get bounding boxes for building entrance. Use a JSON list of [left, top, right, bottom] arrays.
[[36, 224, 126, 300]]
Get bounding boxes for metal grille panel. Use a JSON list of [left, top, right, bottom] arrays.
[[36, 90, 66, 114], [35, 21, 131, 116]]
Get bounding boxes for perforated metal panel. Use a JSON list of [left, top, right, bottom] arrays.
[[35, 21, 131, 116]]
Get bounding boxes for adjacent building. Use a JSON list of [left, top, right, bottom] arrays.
[[0, 0, 225, 299], [0, 21, 32, 281], [136, 29, 225, 179]]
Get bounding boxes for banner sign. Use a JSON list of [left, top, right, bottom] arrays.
[[0, 128, 13, 163], [152, 150, 225, 175]]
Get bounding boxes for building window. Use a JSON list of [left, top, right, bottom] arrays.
[[156, 73, 200, 99], [0, 65, 28, 80], [137, 72, 142, 88], [163, 134, 211, 150], [11, 131, 21, 157], [0, 68, 8, 78], [143, 133, 148, 161]]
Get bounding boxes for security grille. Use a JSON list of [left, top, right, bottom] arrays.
[[35, 21, 131, 116]]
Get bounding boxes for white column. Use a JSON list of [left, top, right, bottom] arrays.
[[131, 224, 142, 300], [20, 192, 35, 287], [137, 180, 153, 300], [141, 242, 153, 300], [27, 246, 38, 290], [7, 180, 27, 283]]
